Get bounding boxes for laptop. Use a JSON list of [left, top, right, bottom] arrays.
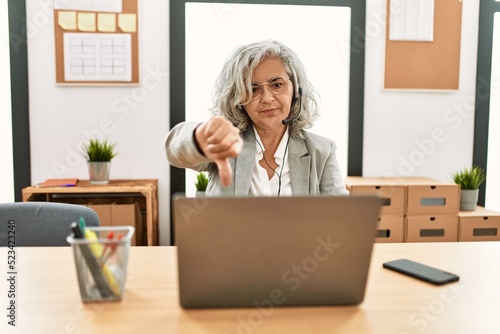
[[173, 194, 381, 308]]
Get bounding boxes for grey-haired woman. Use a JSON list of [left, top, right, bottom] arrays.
[[165, 40, 348, 196]]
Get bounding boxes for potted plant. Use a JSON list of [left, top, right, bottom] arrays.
[[452, 165, 486, 211], [195, 172, 208, 196], [82, 139, 117, 184]]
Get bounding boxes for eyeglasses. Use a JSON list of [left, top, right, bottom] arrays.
[[250, 77, 291, 100]]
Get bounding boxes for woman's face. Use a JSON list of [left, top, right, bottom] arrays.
[[242, 57, 294, 134]]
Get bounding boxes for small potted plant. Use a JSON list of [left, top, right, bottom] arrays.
[[195, 172, 208, 196], [82, 138, 117, 184], [452, 165, 486, 211]]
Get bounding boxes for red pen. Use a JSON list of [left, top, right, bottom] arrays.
[[99, 231, 115, 266], [99, 233, 122, 267]]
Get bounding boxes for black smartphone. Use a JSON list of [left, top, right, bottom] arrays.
[[383, 259, 460, 285]]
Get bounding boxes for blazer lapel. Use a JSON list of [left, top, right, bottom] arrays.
[[288, 137, 311, 195], [229, 131, 312, 195], [233, 130, 255, 195]]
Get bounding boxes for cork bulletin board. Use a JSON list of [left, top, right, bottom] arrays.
[[384, 0, 463, 90], [53, 0, 139, 85]]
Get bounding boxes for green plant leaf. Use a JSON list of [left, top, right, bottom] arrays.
[[195, 172, 208, 191], [452, 165, 486, 190], [82, 139, 117, 162]]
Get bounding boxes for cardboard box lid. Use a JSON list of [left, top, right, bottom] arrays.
[[398, 177, 457, 186], [345, 176, 457, 187], [345, 176, 407, 187], [406, 215, 459, 223], [458, 206, 500, 217]]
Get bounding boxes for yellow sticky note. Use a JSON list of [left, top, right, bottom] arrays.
[[98, 13, 116, 32], [118, 13, 136, 33], [78, 12, 96, 32], [58, 11, 77, 30]]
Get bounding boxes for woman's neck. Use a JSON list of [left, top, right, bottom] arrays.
[[254, 126, 287, 154]]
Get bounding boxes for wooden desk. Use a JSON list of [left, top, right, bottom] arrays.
[[22, 179, 158, 246], [1, 243, 498, 333]]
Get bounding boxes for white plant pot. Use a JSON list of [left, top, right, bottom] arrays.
[[460, 189, 478, 211], [88, 161, 111, 184]]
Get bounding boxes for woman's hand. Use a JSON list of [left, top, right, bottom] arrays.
[[194, 116, 243, 187]]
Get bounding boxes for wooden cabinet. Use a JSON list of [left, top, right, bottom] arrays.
[[22, 179, 158, 246]]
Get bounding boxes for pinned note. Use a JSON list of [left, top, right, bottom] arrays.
[[389, 0, 434, 41], [118, 13, 136, 33], [58, 11, 77, 30], [98, 13, 116, 32], [54, 0, 123, 13], [78, 12, 96, 32]]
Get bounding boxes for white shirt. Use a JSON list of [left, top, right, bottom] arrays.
[[250, 127, 292, 196]]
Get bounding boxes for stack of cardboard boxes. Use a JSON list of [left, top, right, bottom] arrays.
[[346, 177, 461, 242], [347, 176, 500, 242], [86, 202, 143, 246], [345, 176, 406, 243], [403, 177, 459, 242]]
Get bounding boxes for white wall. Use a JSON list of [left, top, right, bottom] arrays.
[[184, 3, 351, 197], [0, 0, 14, 203], [26, 0, 170, 245], [486, 12, 500, 212], [23, 0, 483, 244], [364, 0, 479, 183]]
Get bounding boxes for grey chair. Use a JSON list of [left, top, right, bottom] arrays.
[[0, 202, 100, 246]]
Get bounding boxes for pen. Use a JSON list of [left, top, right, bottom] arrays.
[[99, 233, 123, 267], [70, 222, 114, 298], [79, 217, 86, 236], [99, 231, 115, 266], [71, 221, 84, 239]]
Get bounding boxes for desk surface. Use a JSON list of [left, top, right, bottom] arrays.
[[1, 242, 499, 334]]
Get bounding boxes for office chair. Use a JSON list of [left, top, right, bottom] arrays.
[[0, 202, 100, 246]]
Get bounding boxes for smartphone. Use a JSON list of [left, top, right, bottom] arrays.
[[383, 259, 460, 285]]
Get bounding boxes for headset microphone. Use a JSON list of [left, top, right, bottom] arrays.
[[282, 87, 302, 125]]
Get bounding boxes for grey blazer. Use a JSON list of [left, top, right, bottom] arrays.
[[165, 122, 349, 196]]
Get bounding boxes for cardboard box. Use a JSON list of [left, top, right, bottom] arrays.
[[459, 206, 500, 242], [404, 177, 459, 216], [88, 204, 112, 226], [405, 215, 459, 242], [345, 177, 406, 215], [87, 203, 142, 246], [375, 216, 405, 243]]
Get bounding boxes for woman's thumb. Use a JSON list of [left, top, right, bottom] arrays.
[[214, 158, 233, 187]]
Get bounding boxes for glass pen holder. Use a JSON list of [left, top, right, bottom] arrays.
[[67, 226, 135, 303]]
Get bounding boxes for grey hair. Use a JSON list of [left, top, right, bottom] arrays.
[[210, 40, 319, 139]]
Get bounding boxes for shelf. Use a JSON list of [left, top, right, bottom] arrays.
[[22, 179, 158, 246]]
